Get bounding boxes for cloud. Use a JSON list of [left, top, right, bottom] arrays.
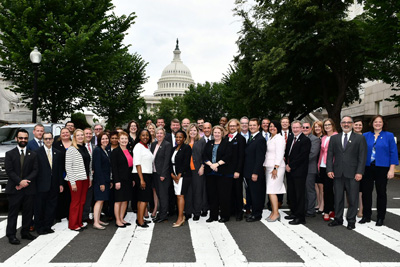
[[112, 0, 242, 95]]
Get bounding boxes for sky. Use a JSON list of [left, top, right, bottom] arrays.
[[112, 0, 244, 96]]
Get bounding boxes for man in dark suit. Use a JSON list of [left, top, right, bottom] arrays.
[[26, 124, 45, 151], [165, 118, 181, 146], [243, 118, 267, 222], [202, 122, 213, 143], [5, 129, 39, 244], [34, 132, 63, 235], [302, 122, 321, 217], [284, 121, 311, 225], [91, 124, 103, 146], [327, 116, 367, 230]]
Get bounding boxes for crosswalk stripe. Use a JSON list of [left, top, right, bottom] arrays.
[[387, 208, 400, 217], [4, 219, 78, 265], [0, 215, 22, 239], [261, 210, 360, 266], [189, 215, 247, 266]]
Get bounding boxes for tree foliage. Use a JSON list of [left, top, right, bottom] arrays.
[[152, 96, 186, 129], [0, 0, 136, 122]]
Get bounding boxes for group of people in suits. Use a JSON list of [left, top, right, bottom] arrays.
[[4, 114, 398, 244]]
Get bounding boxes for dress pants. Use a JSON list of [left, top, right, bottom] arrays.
[[56, 180, 70, 220], [206, 174, 233, 219], [333, 175, 359, 224], [185, 170, 206, 217], [153, 172, 170, 220], [231, 176, 244, 216], [362, 165, 389, 220], [34, 189, 58, 232], [305, 173, 317, 215], [286, 172, 306, 220], [6, 192, 34, 237], [320, 167, 334, 213], [68, 179, 89, 230], [245, 173, 266, 218], [82, 184, 93, 221]]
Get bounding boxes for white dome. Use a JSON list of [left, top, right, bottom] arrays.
[[154, 39, 195, 98]]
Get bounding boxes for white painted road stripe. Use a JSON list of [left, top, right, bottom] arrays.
[[262, 210, 360, 267], [189, 215, 247, 266], [4, 219, 78, 265], [387, 208, 400, 216], [0, 215, 21, 239]]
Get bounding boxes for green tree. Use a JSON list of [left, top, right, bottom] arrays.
[[152, 96, 186, 130], [71, 112, 90, 130], [183, 82, 227, 126], [91, 51, 148, 129], [229, 0, 368, 126], [0, 0, 135, 122]]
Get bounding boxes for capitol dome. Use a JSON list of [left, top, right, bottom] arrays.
[[153, 39, 195, 97]]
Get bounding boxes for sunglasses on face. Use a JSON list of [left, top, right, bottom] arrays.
[[17, 137, 28, 140]]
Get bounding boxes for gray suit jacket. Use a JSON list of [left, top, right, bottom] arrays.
[[191, 138, 206, 170], [307, 134, 321, 174], [326, 132, 367, 178], [151, 140, 172, 178]]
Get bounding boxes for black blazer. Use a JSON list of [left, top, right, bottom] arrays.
[[203, 138, 232, 175], [284, 133, 311, 177], [171, 144, 192, 177], [226, 133, 246, 175], [243, 132, 267, 178], [53, 140, 67, 176], [36, 146, 63, 193], [111, 146, 133, 183], [151, 140, 172, 178], [93, 146, 111, 185], [5, 147, 38, 195], [165, 132, 173, 146], [127, 135, 136, 152]]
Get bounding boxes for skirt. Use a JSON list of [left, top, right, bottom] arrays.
[[134, 173, 153, 202]]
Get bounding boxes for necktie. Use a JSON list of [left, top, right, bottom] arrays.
[[289, 137, 297, 155], [343, 133, 348, 149], [284, 131, 288, 143], [228, 134, 233, 138], [87, 143, 92, 153], [248, 135, 253, 143], [38, 140, 43, 147], [20, 149, 25, 177], [47, 149, 52, 168], [265, 133, 268, 141]]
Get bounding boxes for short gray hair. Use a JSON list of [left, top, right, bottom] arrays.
[[291, 120, 302, 127], [155, 126, 166, 135]]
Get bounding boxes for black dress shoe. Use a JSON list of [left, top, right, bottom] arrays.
[[136, 221, 149, 228], [21, 232, 36, 240], [193, 215, 200, 221], [359, 218, 371, 224], [124, 222, 132, 226], [284, 214, 296, 220], [244, 210, 252, 219], [46, 228, 55, 234], [8, 236, 20, 245], [246, 215, 261, 222], [201, 211, 208, 217], [206, 217, 216, 223], [347, 223, 356, 230], [289, 218, 306, 225], [328, 220, 343, 227], [376, 219, 384, 226], [115, 223, 126, 228], [185, 214, 192, 220], [218, 218, 229, 223], [154, 218, 168, 223]]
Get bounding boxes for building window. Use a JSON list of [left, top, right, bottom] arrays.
[[375, 100, 383, 115]]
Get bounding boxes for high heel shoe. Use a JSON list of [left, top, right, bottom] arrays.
[[136, 220, 149, 228], [266, 215, 281, 222], [172, 220, 185, 228], [323, 213, 330, 221], [329, 211, 335, 218]]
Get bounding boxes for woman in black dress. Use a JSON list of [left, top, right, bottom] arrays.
[[170, 130, 192, 227], [111, 132, 134, 228], [92, 132, 111, 230]]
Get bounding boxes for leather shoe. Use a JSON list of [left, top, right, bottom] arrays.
[[376, 219, 384, 226], [246, 215, 261, 222], [154, 218, 168, 223], [46, 228, 55, 234], [201, 211, 208, 217], [289, 218, 306, 225], [206, 217, 216, 223], [185, 214, 192, 220], [218, 218, 229, 223], [284, 214, 296, 220], [8, 236, 20, 245], [328, 220, 343, 227], [244, 210, 251, 219], [347, 223, 355, 230], [193, 215, 200, 221], [359, 218, 371, 224], [21, 232, 36, 240]]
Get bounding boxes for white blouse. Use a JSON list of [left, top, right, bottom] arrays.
[[132, 143, 154, 174]]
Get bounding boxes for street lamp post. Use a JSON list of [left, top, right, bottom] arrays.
[[29, 47, 42, 123]]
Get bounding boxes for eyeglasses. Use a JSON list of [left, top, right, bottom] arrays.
[[17, 137, 28, 140], [341, 121, 353, 124], [94, 128, 102, 131], [302, 126, 310, 129], [44, 138, 53, 141], [324, 123, 332, 126]]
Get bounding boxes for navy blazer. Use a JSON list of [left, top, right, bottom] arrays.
[[203, 138, 232, 175], [5, 147, 38, 195], [363, 131, 399, 167], [93, 146, 111, 185], [243, 132, 267, 178], [171, 144, 192, 177], [26, 139, 41, 151], [36, 146, 63, 192]]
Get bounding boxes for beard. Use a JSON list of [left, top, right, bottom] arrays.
[[18, 141, 27, 148]]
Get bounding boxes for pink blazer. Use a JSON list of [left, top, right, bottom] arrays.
[[317, 132, 338, 172]]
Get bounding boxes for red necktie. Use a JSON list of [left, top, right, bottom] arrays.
[[228, 134, 233, 138], [284, 131, 288, 143], [87, 143, 92, 153]]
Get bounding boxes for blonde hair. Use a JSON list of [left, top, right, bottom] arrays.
[[212, 125, 226, 138], [185, 123, 200, 144], [72, 129, 84, 149], [227, 118, 241, 133]]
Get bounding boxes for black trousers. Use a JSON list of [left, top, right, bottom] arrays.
[[153, 172, 170, 220], [320, 167, 334, 213], [56, 180, 70, 220], [206, 174, 233, 219], [245, 173, 266, 218], [231, 176, 244, 215], [361, 165, 389, 220], [34, 189, 58, 232], [286, 172, 306, 220], [82, 185, 94, 221], [7, 193, 34, 237]]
